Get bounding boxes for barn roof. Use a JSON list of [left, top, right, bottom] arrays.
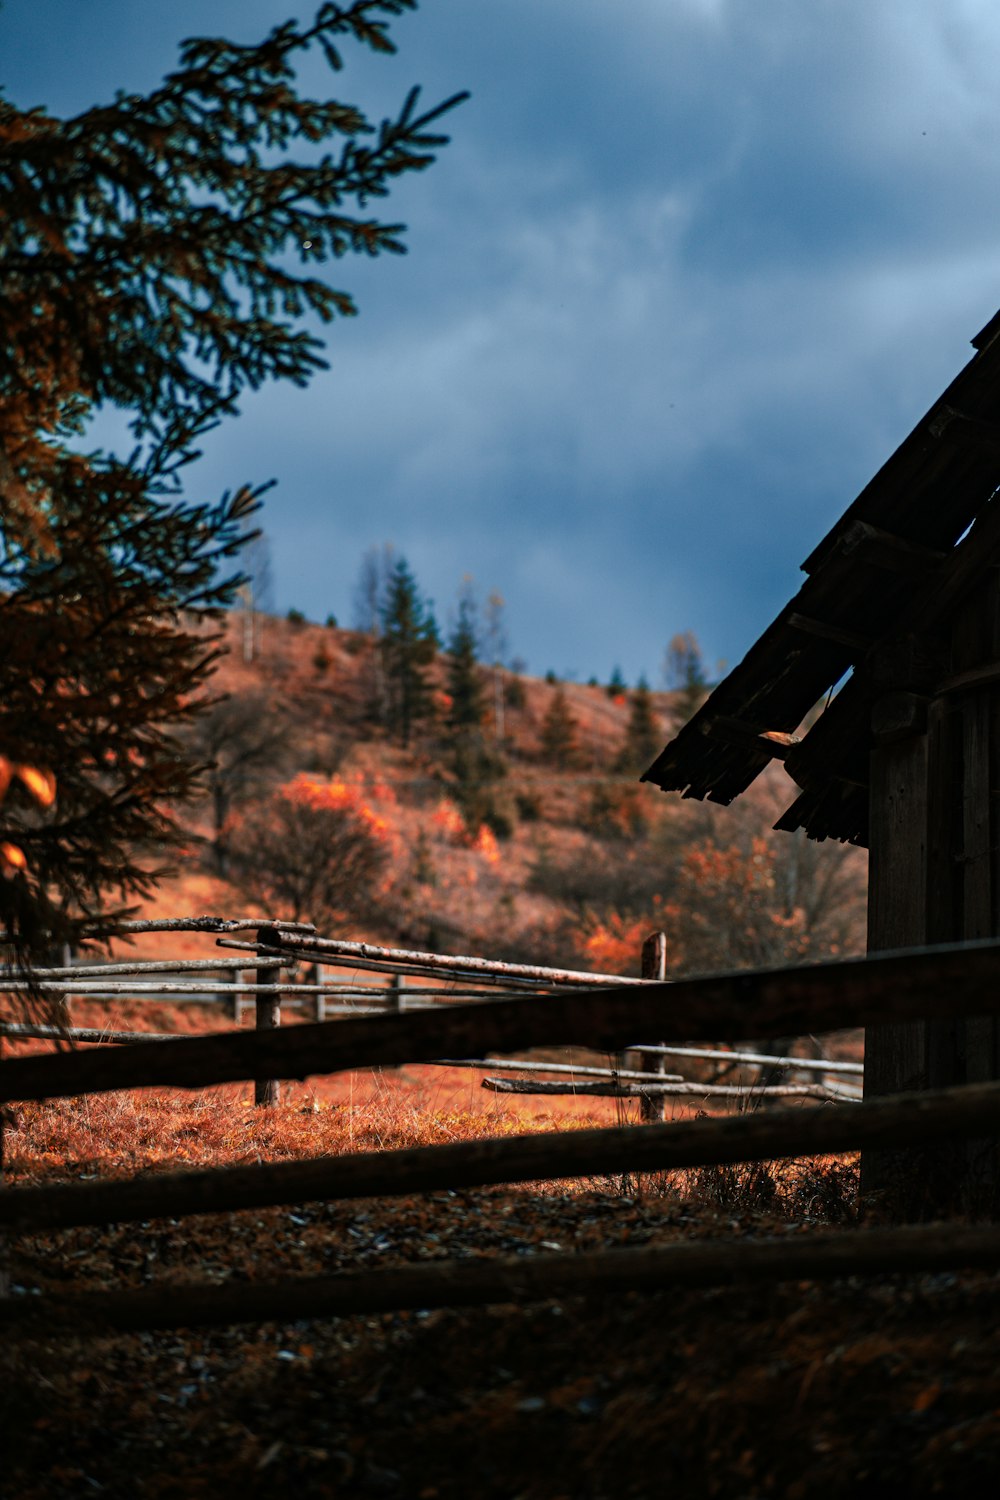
[[641, 307, 1000, 847]]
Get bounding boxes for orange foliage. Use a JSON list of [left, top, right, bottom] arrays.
[[432, 798, 466, 840], [282, 772, 394, 844], [672, 836, 814, 970], [578, 901, 674, 976], [0, 840, 28, 874], [471, 823, 500, 864], [432, 798, 501, 863], [0, 754, 57, 876]]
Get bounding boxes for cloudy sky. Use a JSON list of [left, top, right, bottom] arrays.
[[4, 0, 1000, 682]]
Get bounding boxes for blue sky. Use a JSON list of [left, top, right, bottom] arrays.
[[4, 0, 1000, 682]]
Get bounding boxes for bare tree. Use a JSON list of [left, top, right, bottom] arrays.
[[484, 589, 509, 743], [184, 693, 292, 875], [352, 542, 396, 634], [663, 631, 708, 723], [237, 528, 276, 663], [229, 790, 388, 925]]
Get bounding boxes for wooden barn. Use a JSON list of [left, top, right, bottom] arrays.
[[642, 306, 1000, 1211]]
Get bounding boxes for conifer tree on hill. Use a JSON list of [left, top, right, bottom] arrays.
[[616, 675, 662, 774], [0, 1, 466, 952], [445, 587, 505, 830], [540, 683, 580, 770], [380, 557, 439, 746]]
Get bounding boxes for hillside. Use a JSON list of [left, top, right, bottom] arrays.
[[138, 607, 867, 980]]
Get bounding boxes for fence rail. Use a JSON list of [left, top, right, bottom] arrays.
[[2, 1077, 998, 1234], [3, 941, 998, 1107], [6, 1222, 1000, 1339], [5, 924, 1000, 1342]]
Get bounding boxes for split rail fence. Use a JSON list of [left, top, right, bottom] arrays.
[[3, 926, 1000, 1339], [0, 920, 862, 1108]]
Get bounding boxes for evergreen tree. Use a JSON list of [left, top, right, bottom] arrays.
[[447, 591, 487, 731], [445, 588, 504, 828], [0, 3, 465, 951], [380, 558, 439, 745], [540, 685, 580, 769], [606, 665, 627, 699], [616, 676, 662, 773]]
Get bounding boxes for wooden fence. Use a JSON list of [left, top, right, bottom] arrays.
[[3, 933, 1000, 1337], [2, 921, 858, 1105]]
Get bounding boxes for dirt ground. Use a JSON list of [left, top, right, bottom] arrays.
[[4, 1086, 1000, 1500]]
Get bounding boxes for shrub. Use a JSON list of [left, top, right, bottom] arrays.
[[229, 776, 390, 925], [583, 780, 650, 840], [287, 607, 306, 627], [506, 675, 527, 710], [514, 788, 542, 822]]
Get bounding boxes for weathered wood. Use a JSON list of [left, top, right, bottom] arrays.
[[1, 982, 307, 996], [870, 692, 928, 744], [4, 1078, 1000, 1234], [92, 917, 316, 936], [630, 1043, 863, 1076], [433, 1058, 685, 1083], [0, 957, 284, 980], [865, 726, 929, 1100], [0, 1024, 179, 1045], [702, 717, 801, 761], [637, 932, 669, 1121], [220, 934, 654, 989], [482, 1078, 850, 1101], [6, 943, 1000, 1107], [786, 612, 874, 653], [254, 930, 281, 1108], [6, 1223, 1000, 1339]]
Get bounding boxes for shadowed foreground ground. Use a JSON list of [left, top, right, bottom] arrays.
[[6, 1171, 1000, 1499]]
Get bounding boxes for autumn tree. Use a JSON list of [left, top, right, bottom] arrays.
[[0, 2, 465, 951], [380, 557, 439, 745], [539, 685, 580, 769], [483, 589, 509, 743], [663, 631, 709, 724], [229, 776, 389, 925], [182, 693, 293, 876]]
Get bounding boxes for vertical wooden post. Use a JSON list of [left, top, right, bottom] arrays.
[[386, 973, 402, 1015], [311, 963, 324, 1024], [638, 932, 668, 1123], [254, 928, 281, 1108]]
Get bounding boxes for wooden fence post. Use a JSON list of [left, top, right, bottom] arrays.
[[311, 964, 323, 1024], [637, 932, 668, 1123], [254, 930, 281, 1108], [383, 973, 402, 1073]]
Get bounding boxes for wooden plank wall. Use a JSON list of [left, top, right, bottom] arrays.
[[865, 567, 1000, 1211]]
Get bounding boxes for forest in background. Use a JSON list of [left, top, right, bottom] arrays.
[[172, 587, 868, 980]]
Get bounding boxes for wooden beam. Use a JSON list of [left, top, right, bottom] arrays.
[[927, 404, 1000, 451], [806, 519, 946, 577], [6, 1224, 1000, 1338], [702, 716, 801, 761], [3, 1079, 997, 1235], [786, 612, 874, 653], [6, 943, 1000, 1106]]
